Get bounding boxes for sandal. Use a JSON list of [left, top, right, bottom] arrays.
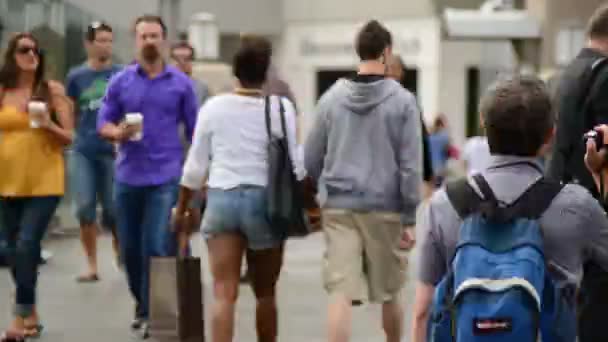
[[0, 330, 25, 342], [76, 274, 99, 283]]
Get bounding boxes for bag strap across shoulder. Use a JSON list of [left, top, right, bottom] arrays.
[[446, 175, 563, 222], [264, 96, 288, 141]]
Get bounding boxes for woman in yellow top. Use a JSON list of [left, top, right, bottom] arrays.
[[0, 32, 73, 339]]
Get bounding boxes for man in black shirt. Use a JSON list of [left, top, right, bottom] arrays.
[[547, 4, 608, 340]]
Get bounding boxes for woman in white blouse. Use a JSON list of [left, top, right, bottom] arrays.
[[174, 35, 303, 342]]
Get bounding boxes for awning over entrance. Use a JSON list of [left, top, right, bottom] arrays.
[[442, 8, 541, 39]]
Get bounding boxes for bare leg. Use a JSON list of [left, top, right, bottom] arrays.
[[109, 225, 120, 266], [77, 223, 99, 281], [247, 245, 284, 342], [328, 294, 352, 342], [207, 234, 246, 342], [382, 297, 404, 342]]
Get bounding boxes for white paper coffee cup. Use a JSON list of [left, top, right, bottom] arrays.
[[125, 113, 143, 141], [27, 101, 47, 128]]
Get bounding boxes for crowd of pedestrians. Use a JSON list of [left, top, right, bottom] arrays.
[[3, 3, 608, 342]]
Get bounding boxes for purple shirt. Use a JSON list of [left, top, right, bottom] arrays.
[[97, 64, 199, 186]]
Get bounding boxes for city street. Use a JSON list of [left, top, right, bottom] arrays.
[[0, 230, 418, 341]]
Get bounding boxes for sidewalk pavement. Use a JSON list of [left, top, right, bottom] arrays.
[[0, 231, 418, 341]]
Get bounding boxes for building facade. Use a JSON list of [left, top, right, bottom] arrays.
[[0, 0, 604, 143]]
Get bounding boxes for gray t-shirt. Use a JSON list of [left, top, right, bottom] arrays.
[[417, 155, 608, 288]]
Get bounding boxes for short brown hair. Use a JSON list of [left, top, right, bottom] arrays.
[[171, 41, 195, 60], [133, 15, 167, 38], [86, 21, 112, 42], [480, 75, 554, 157], [588, 4, 608, 39], [355, 20, 392, 61], [232, 35, 272, 87]]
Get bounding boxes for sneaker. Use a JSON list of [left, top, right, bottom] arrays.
[[131, 303, 143, 330], [130, 318, 143, 331], [39, 250, 53, 265], [140, 322, 150, 340]]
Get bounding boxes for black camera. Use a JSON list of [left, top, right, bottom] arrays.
[[584, 129, 605, 151]]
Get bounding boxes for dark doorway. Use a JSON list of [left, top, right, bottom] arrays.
[[316, 70, 355, 99], [466, 67, 481, 137]]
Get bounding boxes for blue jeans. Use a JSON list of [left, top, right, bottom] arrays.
[[114, 179, 179, 320], [68, 150, 115, 228], [202, 186, 282, 250], [0, 196, 61, 317]]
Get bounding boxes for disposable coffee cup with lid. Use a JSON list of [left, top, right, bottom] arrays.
[[27, 101, 47, 129], [125, 113, 143, 141]]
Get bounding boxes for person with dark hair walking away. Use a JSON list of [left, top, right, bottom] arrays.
[[305, 20, 421, 342], [546, 4, 608, 340], [387, 55, 433, 196], [239, 59, 299, 285], [97, 15, 199, 339], [174, 35, 303, 342], [413, 75, 608, 341], [0, 32, 74, 338], [66, 21, 122, 282]]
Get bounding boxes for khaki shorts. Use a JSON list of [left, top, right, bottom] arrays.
[[322, 209, 409, 304]]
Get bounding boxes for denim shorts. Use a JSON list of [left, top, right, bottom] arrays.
[[68, 150, 115, 228], [201, 185, 282, 250]]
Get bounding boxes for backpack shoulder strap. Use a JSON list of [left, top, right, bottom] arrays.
[[445, 178, 483, 219], [507, 178, 564, 220], [446, 175, 562, 222]]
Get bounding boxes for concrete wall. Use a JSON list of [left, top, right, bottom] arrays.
[[538, 0, 606, 69], [437, 40, 516, 146], [283, 0, 435, 22], [64, 0, 160, 28], [180, 0, 283, 35], [64, 0, 283, 37]]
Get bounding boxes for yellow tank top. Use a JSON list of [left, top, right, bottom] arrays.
[[0, 105, 65, 197]]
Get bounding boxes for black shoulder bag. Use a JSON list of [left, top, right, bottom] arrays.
[[264, 96, 313, 238]]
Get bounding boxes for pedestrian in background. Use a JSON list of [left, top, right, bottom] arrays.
[[0, 32, 74, 338], [97, 15, 199, 339], [174, 35, 303, 342], [387, 55, 433, 196], [305, 20, 421, 342], [66, 21, 122, 283], [428, 114, 457, 188], [170, 41, 210, 106]]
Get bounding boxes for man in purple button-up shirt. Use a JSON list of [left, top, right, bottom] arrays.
[[97, 15, 198, 338]]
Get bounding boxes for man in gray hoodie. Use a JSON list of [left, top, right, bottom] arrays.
[[304, 20, 422, 342]]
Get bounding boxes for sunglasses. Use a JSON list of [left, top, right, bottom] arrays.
[[16, 46, 40, 55]]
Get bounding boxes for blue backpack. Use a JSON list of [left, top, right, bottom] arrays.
[[427, 174, 577, 342]]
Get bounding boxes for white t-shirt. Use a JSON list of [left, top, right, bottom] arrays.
[[181, 94, 304, 190], [463, 136, 491, 175]]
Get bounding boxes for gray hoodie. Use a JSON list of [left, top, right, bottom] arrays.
[[304, 77, 422, 225]]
